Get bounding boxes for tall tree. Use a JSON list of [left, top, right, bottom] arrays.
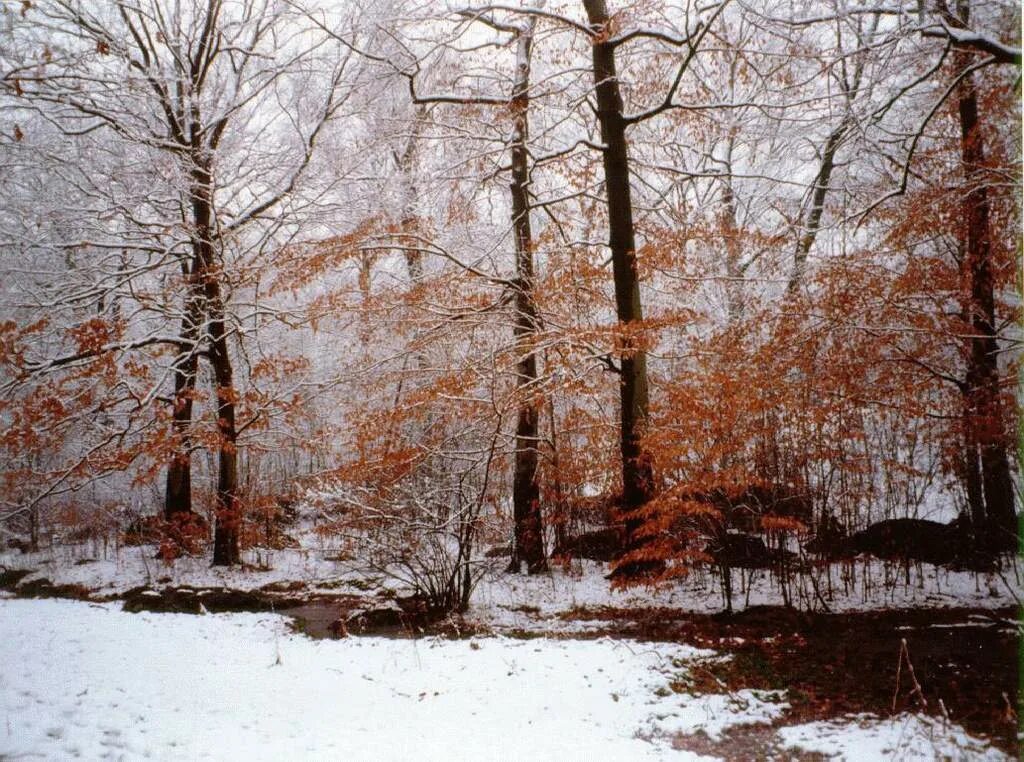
[[953, 0, 1017, 553], [3, 0, 351, 563], [582, 0, 658, 579], [506, 13, 547, 574]]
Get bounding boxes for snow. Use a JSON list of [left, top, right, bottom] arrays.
[[0, 543, 382, 599], [471, 558, 1020, 632], [777, 714, 1010, 761], [0, 598, 727, 761], [0, 598, 1010, 761], [2, 544, 1019, 628], [646, 689, 789, 741]]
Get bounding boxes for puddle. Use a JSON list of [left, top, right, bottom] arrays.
[[279, 601, 352, 638]]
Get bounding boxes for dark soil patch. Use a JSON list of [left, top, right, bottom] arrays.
[[560, 604, 1020, 755], [0, 567, 34, 590], [121, 586, 287, 614], [12, 576, 94, 600], [120, 584, 363, 615]]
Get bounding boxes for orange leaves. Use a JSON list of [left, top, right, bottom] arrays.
[[760, 515, 808, 536], [68, 316, 119, 354], [215, 384, 240, 405], [0, 318, 47, 369], [270, 217, 383, 295], [251, 355, 311, 382]]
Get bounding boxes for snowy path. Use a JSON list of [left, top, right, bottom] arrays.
[[0, 599, 722, 761]]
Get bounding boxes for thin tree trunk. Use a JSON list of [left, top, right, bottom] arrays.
[[396, 109, 430, 383], [583, 0, 661, 580], [786, 13, 875, 296], [720, 171, 744, 323], [548, 392, 570, 553], [956, 49, 1017, 554], [506, 17, 546, 574], [398, 109, 426, 286], [786, 121, 846, 297]]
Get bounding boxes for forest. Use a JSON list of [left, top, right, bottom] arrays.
[[0, 0, 1020, 759]]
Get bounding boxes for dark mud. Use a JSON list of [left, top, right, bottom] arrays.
[[556, 603, 1020, 755]]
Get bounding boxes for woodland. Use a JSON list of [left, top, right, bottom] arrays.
[[0, 0, 1021, 757]]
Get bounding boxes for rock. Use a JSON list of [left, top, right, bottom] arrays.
[[345, 607, 407, 634], [121, 586, 278, 615], [5, 538, 32, 554], [484, 544, 512, 558], [122, 586, 204, 614], [15, 577, 92, 600], [710, 533, 797, 569], [552, 527, 623, 563], [849, 518, 961, 566], [0, 567, 34, 590]]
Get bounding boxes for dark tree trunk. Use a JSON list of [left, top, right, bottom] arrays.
[[960, 401, 987, 551], [176, 152, 241, 566], [956, 59, 1017, 554], [186, 156, 242, 567], [164, 327, 198, 520], [506, 19, 546, 575], [209, 307, 241, 567], [164, 210, 206, 521], [583, 0, 662, 580], [786, 121, 845, 297], [548, 393, 570, 553]]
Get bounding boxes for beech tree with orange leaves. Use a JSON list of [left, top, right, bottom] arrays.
[[0, 0, 1017, 612]]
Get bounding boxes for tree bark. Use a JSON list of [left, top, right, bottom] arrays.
[[187, 155, 242, 567], [164, 187, 209, 521], [506, 17, 546, 574], [164, 314, 199, 520], [786, 123, 845, 297], [955, 55, 1017, 554], [583, 0, 662, 580], [209, 306, 241, 566], [719, 166, 744, 323]]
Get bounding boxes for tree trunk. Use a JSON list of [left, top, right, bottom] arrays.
[[164, 267, 204, 521], [396, 109, 430, 382], [720, 169, 744, 323], [506, 18, 546, 575], [583, 0, 661, 580], [186, 153, 242, 566], [786, 121, 846, 297], [209, 306, 241, 566], [548, 392, 570, 553], [956, 56, 1017, 554]]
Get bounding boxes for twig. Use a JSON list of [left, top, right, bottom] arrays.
[[892, 638, 927, 712], [1002, 692, 1017, 723]]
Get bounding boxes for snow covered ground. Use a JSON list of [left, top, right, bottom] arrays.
[[0, 599, 1010, 761], [777, 715, 1010, 760], [2, 543, 1019, 622]]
